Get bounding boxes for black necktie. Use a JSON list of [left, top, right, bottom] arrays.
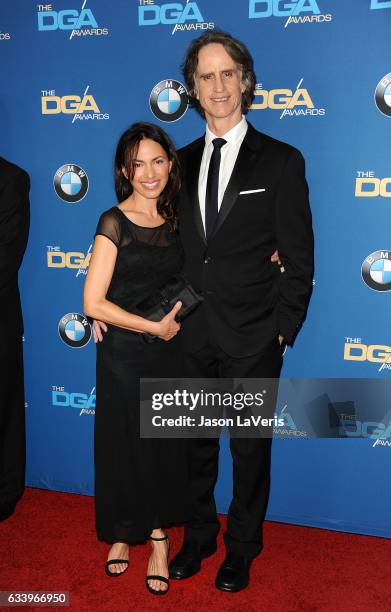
[[205, 137, 226, 240]]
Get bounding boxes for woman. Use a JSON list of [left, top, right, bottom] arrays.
[[83, 122, 187, 595]]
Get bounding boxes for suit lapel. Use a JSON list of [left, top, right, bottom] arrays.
[[186, 138, 206, 244], [212, 122, 264, 237]]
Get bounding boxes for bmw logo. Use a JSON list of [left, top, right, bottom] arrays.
[[361, 250, 391, 291], [150, 79, 188, 122], [54, 164, 89, 203], [375, 73, 391, 117], [58, 313, 91, 347]]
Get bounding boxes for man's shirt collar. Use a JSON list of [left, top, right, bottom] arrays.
[[205, 115, 248, 147]]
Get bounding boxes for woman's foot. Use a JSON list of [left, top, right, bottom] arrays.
[[105, 542, 129, 576], [146, 529, 170, 593]]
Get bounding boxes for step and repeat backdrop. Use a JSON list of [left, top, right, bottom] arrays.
[[1, 0, 390, 537]]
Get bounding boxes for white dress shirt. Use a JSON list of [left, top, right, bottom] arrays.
[[198, 116, 248, 230]]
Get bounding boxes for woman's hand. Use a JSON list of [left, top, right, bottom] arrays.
[[154, 301, 182, 341], [91, 302, 182, 342], [93, 320, 108, 343]]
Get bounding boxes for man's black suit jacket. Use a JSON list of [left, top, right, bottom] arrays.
[[0, 157, 29, 515], [0, 157, 30, 341], [178, 122, 314, 358]]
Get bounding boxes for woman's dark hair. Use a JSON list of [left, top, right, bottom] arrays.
[[114, 122, 181, 229], [182, 31, 256, 116]]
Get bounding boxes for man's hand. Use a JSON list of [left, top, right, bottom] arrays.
[[278, 335, 285, 345], [271, 250, 285, 273], [93, 320, 108, 343], [271, 250, 280, 265]]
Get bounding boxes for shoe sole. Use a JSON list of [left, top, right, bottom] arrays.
[[215, 582, 249, 593]]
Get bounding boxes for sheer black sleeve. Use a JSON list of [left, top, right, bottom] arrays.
[[94, 208, 121, 247]]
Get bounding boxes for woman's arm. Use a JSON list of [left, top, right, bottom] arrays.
[[83, 235, 181, 340]]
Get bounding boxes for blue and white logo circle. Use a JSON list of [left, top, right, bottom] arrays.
[[375, 73, 391, 117], [158, 88, 181, 114], [58, 313, 91, 347], [150, 79, 188, 122], [54, 164, 89, 203], [361, 250, 391, 291], [61, 171, 81, 194]]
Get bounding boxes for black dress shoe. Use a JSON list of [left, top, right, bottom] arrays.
[[168, 540, 217, 580], [215, 552, 251, 592]]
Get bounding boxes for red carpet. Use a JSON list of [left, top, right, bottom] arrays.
[[0, 488, 390, 612]]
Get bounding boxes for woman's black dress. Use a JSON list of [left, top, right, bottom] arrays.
[[94, 206, 187, 544]]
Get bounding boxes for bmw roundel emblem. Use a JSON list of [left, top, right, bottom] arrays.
[[54, 164, 89, 203], [374, 73, 391, 117], [58, 313, 91, 347], [361, 250, 391, 292], [149, 79, 188, 122]]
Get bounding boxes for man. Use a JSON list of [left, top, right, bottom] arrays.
[[0, 157, 30, 521], [167, 32, 314, 592]]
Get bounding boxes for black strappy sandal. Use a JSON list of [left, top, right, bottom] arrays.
[[105, 558, 129, 577], [146, 534, 170, 595]]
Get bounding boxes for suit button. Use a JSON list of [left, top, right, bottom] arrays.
[[204, 257, 211, 264]]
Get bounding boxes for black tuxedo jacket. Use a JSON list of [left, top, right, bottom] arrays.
[[0, 157, 30, 340], [178, 122, 314, 358]]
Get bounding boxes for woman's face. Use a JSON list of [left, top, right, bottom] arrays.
[[127, 138, 172, 201]]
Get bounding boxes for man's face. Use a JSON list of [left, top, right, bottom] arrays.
[[194, 43, 245, 126]]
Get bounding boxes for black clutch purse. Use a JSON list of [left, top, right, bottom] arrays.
[[136, 274, 204, 342]]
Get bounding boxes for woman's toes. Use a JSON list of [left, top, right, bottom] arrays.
[[106, 543, 129, 575]]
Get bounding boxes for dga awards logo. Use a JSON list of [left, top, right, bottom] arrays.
[[370, 0, 391, 9], [355, 172, 391, 198], [138, 1, 214, 34], [248, 0, 332, 27], [58, 313, 91, 348], [361, 251, 391, 291], [52, 385, 95, 416], [338, 408, 391, 444], [54, 164, 89, 202], [0, 29, 11, 40], [41, 86, 109, 122], [273, 403, 307, 437], [47, 245, 92, 277], [150, 80, 188, 122], [344, 338, 391, 373], [374, 73, 391, 117], [37, 1, 109, 39], [251, 78, 325, 118]]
